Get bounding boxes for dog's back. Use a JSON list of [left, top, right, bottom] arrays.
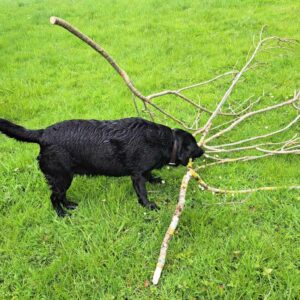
[[38, 118, 173, 176]]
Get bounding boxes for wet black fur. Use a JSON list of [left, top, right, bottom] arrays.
[[0, 117, 204, 216]]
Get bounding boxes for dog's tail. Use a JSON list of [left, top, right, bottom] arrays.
[[0, 118, 44, 143]]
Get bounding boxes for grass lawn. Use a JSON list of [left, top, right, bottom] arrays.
[[0, 0, 299, 298]]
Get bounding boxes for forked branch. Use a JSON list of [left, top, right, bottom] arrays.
[[150, 29, 299, 285], [196, 29, 297, 143]]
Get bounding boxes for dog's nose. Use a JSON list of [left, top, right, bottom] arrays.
[[196, 147, 204, 157], [192, 147, 204, 159]]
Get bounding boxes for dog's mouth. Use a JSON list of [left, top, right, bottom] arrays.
[[169, 147, 204, 167]]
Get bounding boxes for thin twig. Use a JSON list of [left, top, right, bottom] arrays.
[[132, 94, 140, 116], [148, 88, 237, 116], [196, 173, 300, 194], [204, 92, 300, 144], [197, 153, 275, 169], [256, 147, 300, 154], [196, 34, 264, 142], [205, 136, 299, 153], [141, 101, 155, 121], [210, 115, 300, 149], [178, 71, 238, 92]]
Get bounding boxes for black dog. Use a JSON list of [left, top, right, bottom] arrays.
[[0, 117, 204, 216]]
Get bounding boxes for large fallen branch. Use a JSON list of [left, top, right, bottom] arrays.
[[49, 17, 299, 285]]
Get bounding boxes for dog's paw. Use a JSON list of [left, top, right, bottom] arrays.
[[56, 207, 69, 217], [146, 202, 160, 211], [62, 200, 78, 210]]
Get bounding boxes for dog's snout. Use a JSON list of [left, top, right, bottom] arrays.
[[197, 147, 204, 157], [192, 147, 204, 158]]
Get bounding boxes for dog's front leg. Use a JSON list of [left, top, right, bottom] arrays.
[[131, 174, 160, 210]]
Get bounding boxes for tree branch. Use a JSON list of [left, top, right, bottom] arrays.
[[50, 16, 146, 101]]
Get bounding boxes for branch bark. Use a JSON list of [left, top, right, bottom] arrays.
[[152, 164, 193, 285]]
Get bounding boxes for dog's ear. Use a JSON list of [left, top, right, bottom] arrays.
[[173, 129, 190, 166], [178, 145, 190, 166], [173, 128, 204, 165]]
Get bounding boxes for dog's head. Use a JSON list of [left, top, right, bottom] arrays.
[[173, 128, 204, 166]]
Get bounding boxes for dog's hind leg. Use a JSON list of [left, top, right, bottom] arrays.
[[38, 146, 75, 217], [45, 174, 73, 217]]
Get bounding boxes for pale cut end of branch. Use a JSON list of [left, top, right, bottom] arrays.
[[50, 16, 58, 25], [152, 265, 163, 285]]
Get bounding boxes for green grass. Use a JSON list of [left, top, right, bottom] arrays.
[[1, 0, 300, 298]]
